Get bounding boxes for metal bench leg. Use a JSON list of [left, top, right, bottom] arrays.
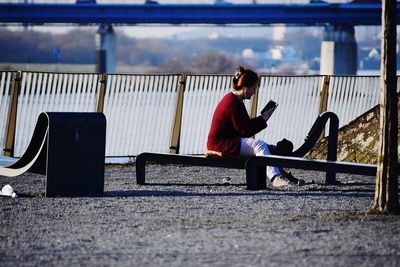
[[326, 113, 339, 184], [136, 156, 146, 185], [326, 172, 337, 185], [246, 164, 266, 190]]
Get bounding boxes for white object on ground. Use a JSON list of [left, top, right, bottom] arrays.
[[1, 184, 17, 198]]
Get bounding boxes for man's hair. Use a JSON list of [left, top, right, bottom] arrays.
[[232, 66, 260, 91]]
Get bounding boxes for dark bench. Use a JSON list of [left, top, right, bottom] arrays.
[[135, 152, 257, 186], [135, 152, 377, 190], [0, 112, 106, 197], [135, 112, 376, 190]]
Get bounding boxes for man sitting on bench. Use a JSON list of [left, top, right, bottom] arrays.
[[207, 66, 305, 187]]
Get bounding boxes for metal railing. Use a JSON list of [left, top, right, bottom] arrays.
[[0, 71, 13, 155], [1, 70, 395, 158], [15, 72, 100, 156], [102, 74, 180, 156], [255, 75, 323, 148], [327, 76, 381, 126]]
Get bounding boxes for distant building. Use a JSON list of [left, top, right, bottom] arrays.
[[241, 45, 305, 74], [359, 47, 380, 70]]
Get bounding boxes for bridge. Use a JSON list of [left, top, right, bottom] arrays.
[[1, 2, 398, 74], [0, 2, 395, 25]]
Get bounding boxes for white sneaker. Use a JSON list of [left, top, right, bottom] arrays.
[[271, 175, 291, 187]]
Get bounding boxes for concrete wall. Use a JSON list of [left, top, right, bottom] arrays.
[[320, 24, 357, 75]]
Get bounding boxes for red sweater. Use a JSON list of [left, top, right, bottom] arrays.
[[207, 92, 267, 154]]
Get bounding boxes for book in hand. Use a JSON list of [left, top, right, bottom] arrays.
[[260, 100, 278, 114]]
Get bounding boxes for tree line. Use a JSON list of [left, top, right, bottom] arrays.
[[0, 27, 322, 74], [0, 27, 386, 74]]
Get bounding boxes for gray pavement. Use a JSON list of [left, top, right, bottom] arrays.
[[1, 164, 400, 266]]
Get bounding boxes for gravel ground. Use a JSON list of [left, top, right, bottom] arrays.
[[1, 164, 400, 267]]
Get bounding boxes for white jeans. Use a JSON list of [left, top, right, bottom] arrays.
[[239, 137, 281, 180]]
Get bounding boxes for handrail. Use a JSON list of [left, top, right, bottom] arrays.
[[291, 111, 339, 184], [292, 111, 339, 160]]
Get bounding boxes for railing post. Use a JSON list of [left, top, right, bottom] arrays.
[[96, 73, 107, 113], [169, 74, 186, 154], [250, 87, 259, 118], [3, 71, 22, 157], [319, 75, 330, 115], [318, 75, 330, 139]]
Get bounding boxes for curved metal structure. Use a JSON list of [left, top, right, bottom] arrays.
[[292, 111, 339, 161]]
